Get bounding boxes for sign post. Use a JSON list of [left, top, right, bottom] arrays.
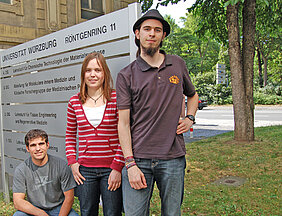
[[0, 79, 10, 202], [0, 2, 140, 202], [216, 63, 226, 84]]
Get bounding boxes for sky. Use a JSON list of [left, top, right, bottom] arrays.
[[152, 0, 196, 26]]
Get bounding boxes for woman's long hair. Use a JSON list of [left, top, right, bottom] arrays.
[[79, 52, 113, 104]]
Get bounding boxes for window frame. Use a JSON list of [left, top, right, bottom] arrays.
[[0, 0, 23, 15], [0, 0, 12, 4], [77, 0, 105, 22]]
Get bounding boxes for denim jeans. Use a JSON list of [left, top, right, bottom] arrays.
[[122, 156, 186, 216], [13, 204, 78, 216], [76, 166, 122, 216]]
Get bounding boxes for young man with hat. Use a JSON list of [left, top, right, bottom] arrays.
[[116, 9, 199, 215]]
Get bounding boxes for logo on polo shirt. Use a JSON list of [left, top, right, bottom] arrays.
[[169, 75, 179, 84]]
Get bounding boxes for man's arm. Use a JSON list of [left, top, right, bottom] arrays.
[[117, 109, 133, 157], [181, 95, 186, 118], [177, 92, 199, 134], [13, 193, 48, 216], [186, 92, 199, 116], [58, 189, 75, 216], [118, 109, 147, 190]]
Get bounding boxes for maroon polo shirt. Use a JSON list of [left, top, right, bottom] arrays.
[[116, 51, 196, 159]]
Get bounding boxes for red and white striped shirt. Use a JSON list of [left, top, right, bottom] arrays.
[[65, 90, 124, 172]]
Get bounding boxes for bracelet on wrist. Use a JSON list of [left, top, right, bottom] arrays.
[[126, 161, 137, 170], [125, 156, 134, 160], [125, 156, 134, 162], [125, 160, 135, 166], [125, 158, 135, 164]]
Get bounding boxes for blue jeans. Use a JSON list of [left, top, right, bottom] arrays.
[[76, 166, 122, 216], [122, 156, 186, 216], [13, 204, 78, 216]]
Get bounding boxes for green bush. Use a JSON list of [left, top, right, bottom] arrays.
[[195, 83, 232, 105], [196, 85, 282, 105], [194, 72, 281, 105], [254, 91, 282, 105], [254, 83, 282, 96], [253, 84, 282, 104]]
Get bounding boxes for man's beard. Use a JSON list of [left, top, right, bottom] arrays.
[[141, 44, 159, 57]]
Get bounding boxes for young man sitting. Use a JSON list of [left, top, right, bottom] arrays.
[[13, 129, 78, 216]]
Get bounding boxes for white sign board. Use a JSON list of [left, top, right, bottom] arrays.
[[1, 39, 130, 78], [216, 63, 226, 70], [4, 131, 67, 160], [0, 3, 140, 177], [216, 63, 226, 84], [216, 79, 226, 84], [2, 103, 68, 135], [0, 8, 129, 67], [1, 56, 129, 103]]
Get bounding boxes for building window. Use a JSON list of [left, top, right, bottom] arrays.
[[0, 0, 11, 4], [81, 0, 104, 20]]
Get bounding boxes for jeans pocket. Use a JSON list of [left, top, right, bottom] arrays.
[[134, 158, 150, 169], [134, 157, 142, 162]]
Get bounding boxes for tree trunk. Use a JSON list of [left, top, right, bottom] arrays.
[[262, 54, 268, 86], [257, 48, 263, 87], [242, 0, 256, 141], [226, 3, 249, 141], [198, 46, 204, 73]]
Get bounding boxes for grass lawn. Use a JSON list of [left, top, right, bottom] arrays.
[[1, 125, 281, 215]]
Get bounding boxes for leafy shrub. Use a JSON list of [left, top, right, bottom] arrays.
[[254, 92, 282, 105], [193, 71, 233, 105], [194, 72, 281, 105], [195, 83, 232, 105]]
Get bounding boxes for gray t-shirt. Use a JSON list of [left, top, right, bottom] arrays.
[[13, 154, 76, 210]]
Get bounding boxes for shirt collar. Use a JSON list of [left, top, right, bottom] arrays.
[[136, 50, 173, 72]]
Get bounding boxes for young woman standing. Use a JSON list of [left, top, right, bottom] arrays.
[[65, 52, 124, 216]]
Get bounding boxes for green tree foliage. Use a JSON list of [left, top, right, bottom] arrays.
[[189, 1, 228, 44], [192, 71, 233, 105], [139, 1, 281, 110], [162, 14, 221, 75], [140, 0, 259, 141], [139, 0, 280, 102], [141, 1, 280, 81], [255, 0, 281, 86]]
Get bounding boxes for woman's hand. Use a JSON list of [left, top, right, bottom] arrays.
[[108, 169, 121, 191], [70, 162, 85, 185]]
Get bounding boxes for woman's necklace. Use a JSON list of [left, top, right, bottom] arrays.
[[87, 93, 103, 105]]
